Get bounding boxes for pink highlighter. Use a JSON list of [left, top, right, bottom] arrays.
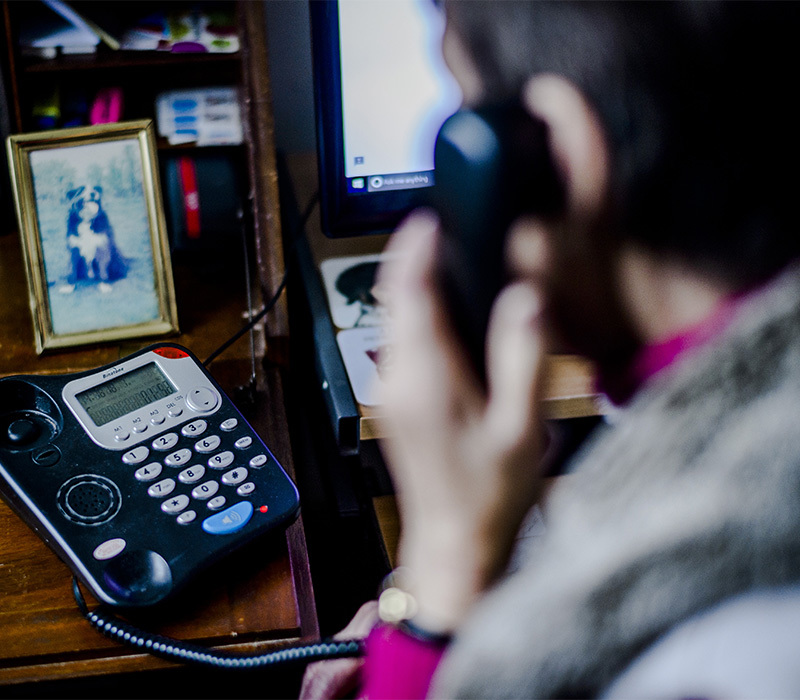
[[89, 87, 124, 124]]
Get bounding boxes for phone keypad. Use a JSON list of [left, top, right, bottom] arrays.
[[208, 451, 234, 470], [152, 433, 179, 451], [177, 510, 197, 525], [208, 495, 227, 510], [221, 467, 247, 486], [148, 478, 176, 498], [122, 445, 150, 465], [126, 415, 270, 527], [178, 465, 205, 484], [135, 462, 162, 482], [249, 454, 268, 468], [181, 419, 206, 437], [162, 494, 190, 514], [237, 482, 256, 496], [195, 435, 220, 453], [192, 480, 219, 500], [165, 448, 192, 467]]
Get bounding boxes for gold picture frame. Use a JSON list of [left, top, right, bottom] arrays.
[[6, 120, 179, 354]]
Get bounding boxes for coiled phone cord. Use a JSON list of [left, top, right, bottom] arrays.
[[72, 577, 364, 669]]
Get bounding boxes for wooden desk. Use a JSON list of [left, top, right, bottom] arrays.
[[0, 233, 317, 685]]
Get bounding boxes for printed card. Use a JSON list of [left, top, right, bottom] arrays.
[[320, 253, 393, 330], [335, 325, 392, 406]]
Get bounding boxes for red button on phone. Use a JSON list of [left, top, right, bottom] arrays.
[[153, 347, 189, 359]]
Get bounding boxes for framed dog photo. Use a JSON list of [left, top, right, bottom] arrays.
[[6, 120, 179, 353]]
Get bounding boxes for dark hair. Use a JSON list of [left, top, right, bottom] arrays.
[[445, 1, 800, 286]]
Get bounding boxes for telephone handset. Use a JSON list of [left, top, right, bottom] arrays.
[[0, 343, 300, 608], [428, 101, 565, 383]]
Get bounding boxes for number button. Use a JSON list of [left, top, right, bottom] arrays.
[[195, 435, 221, 454], [192, 480, 219, 500], [135, 462, 163, 482], [181, 419, 207, 437], [220, 418, 238, 431], [208, 451, 234, 470], [222, 467, 248, 486], [177, 510, 197, 525], [165, 448, 192, 467], [152, 433, 179, 451], [178, 465, 206, 484], [122, 446, 150, 465], [249, 454, 268, 469], [148, 478, 176, 498], [161, 494, 190, 514], [208, 495, 227, 511], [237, 482, 256, 496]]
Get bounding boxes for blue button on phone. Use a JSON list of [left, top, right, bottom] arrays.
[[202, 501, 253, 535]]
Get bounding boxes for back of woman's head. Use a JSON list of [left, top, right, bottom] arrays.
[[445, 1, 800, 286]]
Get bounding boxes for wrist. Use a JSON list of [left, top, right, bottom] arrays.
[[394, 536, 504, 631], [400, 517, 515, 583], [377, 567, 456, 643]]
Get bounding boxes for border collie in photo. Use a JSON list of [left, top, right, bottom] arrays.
[[59, 185, 127, 294]]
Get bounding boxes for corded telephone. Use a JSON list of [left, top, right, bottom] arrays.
[[0, 342, 300, 608], [429, 101, 565, 383], [0, 100, 565, 668]]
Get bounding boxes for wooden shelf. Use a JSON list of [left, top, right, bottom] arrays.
[[359, 355, 600, 441], [20, 51, 240, 74], [0, 1, 316, 686]]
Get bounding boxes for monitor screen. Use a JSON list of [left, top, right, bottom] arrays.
[[311, 0, 462, 237]]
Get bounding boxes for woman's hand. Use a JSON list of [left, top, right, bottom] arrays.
[[299, 601, 379, 700], [377, 210, 549, 633]]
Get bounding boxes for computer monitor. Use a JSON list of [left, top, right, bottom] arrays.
[[310, 0, 462, 238]]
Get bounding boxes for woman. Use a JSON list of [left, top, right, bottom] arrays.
[[304, 2, 800, 697]]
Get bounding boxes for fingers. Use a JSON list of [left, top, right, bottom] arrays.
[[334, 600, 379, 639], [299, 602, 378, 700], [299, 658, 364, 700], [378, 210, 482, 410], [484, 282, 547, 448], [377, 208, 440, 296]]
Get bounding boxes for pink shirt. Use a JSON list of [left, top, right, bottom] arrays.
[[629, 293, 745, 391], [360, 291, 748, 700], [360, 625, 446, 700]]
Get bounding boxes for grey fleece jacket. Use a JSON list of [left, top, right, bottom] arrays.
[[433, 262, 800, 698]]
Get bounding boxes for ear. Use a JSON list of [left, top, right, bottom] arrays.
[[521, 75, 610, 216], [66, 186, 84, 201]]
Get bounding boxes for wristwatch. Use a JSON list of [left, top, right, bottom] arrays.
[[377, 567, 453, 646]]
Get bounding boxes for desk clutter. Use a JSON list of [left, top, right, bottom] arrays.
[[14, 0, 243, 136], [0, 3, 321, 689], [320, 253, 395, 407], [17, 0, 239, 58]]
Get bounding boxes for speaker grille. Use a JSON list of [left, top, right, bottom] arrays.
[[57, 475, 121, 525]]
